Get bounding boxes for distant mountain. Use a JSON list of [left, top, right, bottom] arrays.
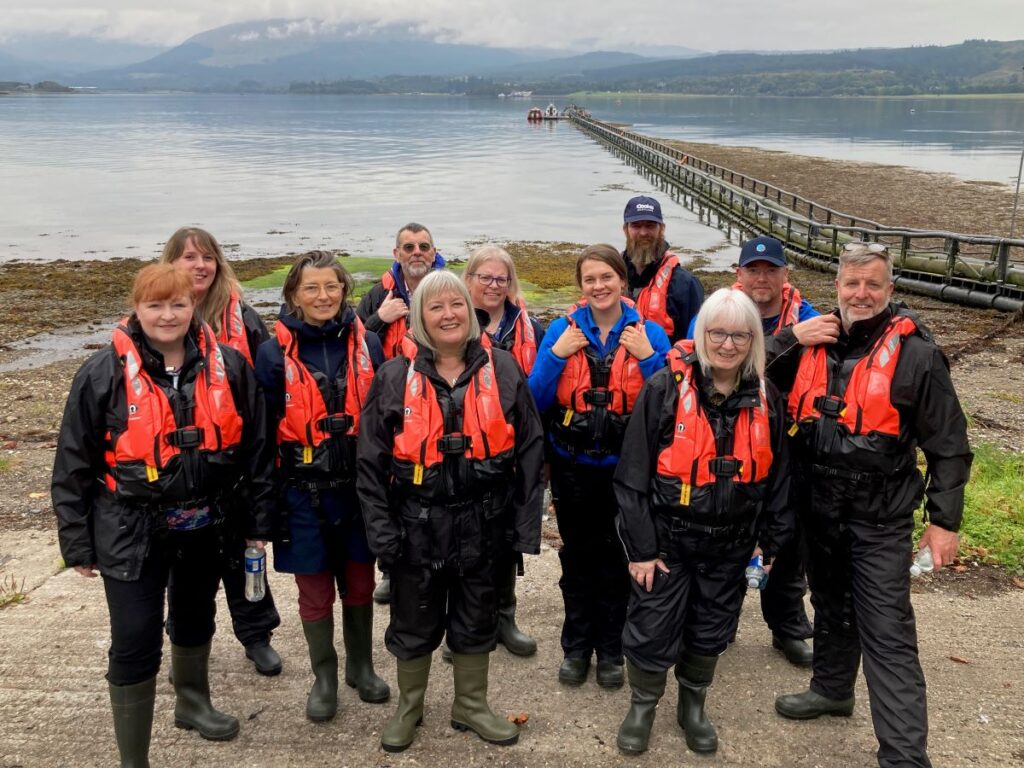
[[0, 33, 169, 80], [77, 19, 545, 89], [577, 39, 1024, 95], [483, 51, 662, 80]]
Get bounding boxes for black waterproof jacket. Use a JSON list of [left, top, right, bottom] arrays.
[[355, 339, 545, 569], [614, 364, 794, 563], [787, 302, 972, 531], [51, 319, 276, 580]]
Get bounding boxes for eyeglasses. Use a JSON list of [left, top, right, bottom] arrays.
[[706, 328, 753, 346], [843, 242, 889, 254], [469, 273, 510, 288], [299, 282, 344, 298], [400, 242, 434, 254]]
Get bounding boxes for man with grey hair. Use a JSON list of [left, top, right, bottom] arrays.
[[776, 242, 972, 768], [357, 222, 446, 361]]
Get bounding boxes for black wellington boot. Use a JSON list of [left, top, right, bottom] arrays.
[[675, 652, 719, 754]]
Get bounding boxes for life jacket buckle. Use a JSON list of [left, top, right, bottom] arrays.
[[437, 433, 472, 454], [708, 456, 742, 477], [813, 394, 845, 418], [583, 388, 613, 408], [317, 414, 353, 434], [166, 426, 204, 449]]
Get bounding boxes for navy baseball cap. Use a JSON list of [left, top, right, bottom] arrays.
[[738, 236, 787, 268], [623, 196, 663, 224]]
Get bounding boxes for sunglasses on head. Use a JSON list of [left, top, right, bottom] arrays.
[[843, 242, 888, 254]]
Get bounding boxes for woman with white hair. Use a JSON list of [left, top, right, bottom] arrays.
[[356, 270, 545, 753], [612, 288, 795, 756]]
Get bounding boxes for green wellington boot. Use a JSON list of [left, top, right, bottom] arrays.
[[616, 661, 667, 754], [449, 652, 519, 746], [342, 604, 391, 703], [373, 573, 391, 604], [381, 655, 432, 753], [302, 616, 339, 722], [675, 652, 719, 754], [109, 677, 156, 768], [171, 642, 239, 741], [496, 564, 538, 657]]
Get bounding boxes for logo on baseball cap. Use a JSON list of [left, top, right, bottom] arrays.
[[623, 196, 663, 224], [738, 236, 787, 268]]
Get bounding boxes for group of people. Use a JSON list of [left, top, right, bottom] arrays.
[[52, 195, 972, 768]]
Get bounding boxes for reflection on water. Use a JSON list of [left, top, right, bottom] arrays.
[[0, 94, 1020, 264]]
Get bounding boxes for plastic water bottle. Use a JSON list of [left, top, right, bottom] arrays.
[[909, 545, 933, 578], [244, 546, 266, 602], [745, 554, 769, 590]]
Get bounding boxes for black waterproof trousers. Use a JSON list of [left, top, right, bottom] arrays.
[[103, 527, 220, 685], [385, 561, 498, 660], [804, 500, 930, 768], [757, 529, 813, 640], [551, 457, 630, 664], [622, 514, 753, 671], [166, 531, 281, 649]]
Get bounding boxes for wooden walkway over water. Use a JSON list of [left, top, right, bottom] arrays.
[[568, 112, 1024, 312]]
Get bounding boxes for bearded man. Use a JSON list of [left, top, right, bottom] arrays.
[[621, 196, 704, 342]]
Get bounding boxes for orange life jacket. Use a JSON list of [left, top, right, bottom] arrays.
[[635, 252, 681, 337], [554, 317, 644, 416], [655, 342, 772, 506], [217, 291, 253, 366], [274, 317, 374, 466], [788, 314, 917, 438], [378, 270, 417, 359], [104, 322, 243, 497], [549, 311, 645, 458], [392, 344, 516, 493], [731, 281, 802, 334], [483, 298, 538, 374]]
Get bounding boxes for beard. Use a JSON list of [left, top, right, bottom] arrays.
[[626, 236, 665, 271]]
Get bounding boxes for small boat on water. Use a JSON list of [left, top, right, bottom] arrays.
[[528, 103, 568, 121]]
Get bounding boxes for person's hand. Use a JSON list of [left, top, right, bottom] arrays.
[[73, 564, 98, 578], [246, 540, 268, 550], [551, 325, 589, 358], [917, 524, 959, 570], [751, 544, 775, 574], [377, 291, 410, 324], [792, 314, 841, 347], [628, 559, 670, 592], [620, 325, 655, 360]]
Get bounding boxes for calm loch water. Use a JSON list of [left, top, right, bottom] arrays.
[[1, 93, 1021, 263]]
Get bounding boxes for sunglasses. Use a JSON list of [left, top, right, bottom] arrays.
[[401, 242, 434, 254], [843, 242, 888, 254]]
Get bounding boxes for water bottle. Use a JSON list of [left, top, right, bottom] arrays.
[[745, 554, 769, 590], [244, 546, 266, 602], [909, 545, 933, 578]]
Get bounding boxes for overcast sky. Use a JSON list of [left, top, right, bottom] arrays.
[[2, 0, 1023, 52]]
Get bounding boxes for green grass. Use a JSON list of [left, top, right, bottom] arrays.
[[0, 457, 10, 474], [0, 574, 27, 609], [957, 444, 1024, 572]]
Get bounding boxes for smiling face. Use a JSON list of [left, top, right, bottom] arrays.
[[467, 259, 510, 314], [135, 294, 194, 350], [423, 289, 470, 352], [579, 257, 625, 313], [394, 228, 435, 282], [837, 258, 893, 329], [623, 220, 665, 270], [703, 319, 754, 377], [292, 266, 345, 326], [174, 237, 218, 298]]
